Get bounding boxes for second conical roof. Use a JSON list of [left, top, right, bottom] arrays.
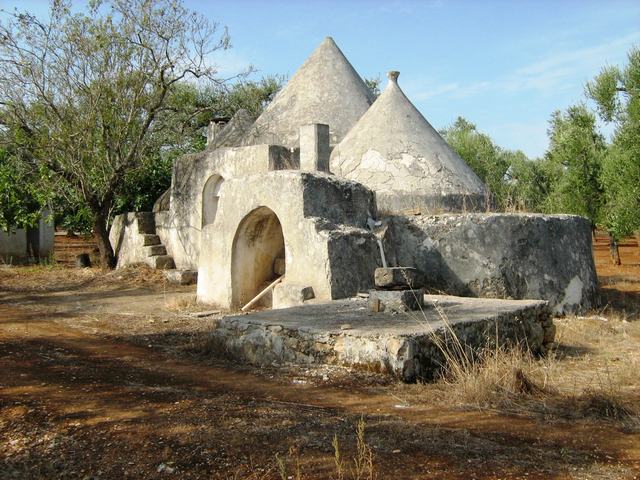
[[241, 37, 374, 149], [330, 72, 487, 201]]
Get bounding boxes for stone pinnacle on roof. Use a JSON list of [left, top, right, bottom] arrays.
[[330, 70, 488, 213], [240, 37, 375, 149]]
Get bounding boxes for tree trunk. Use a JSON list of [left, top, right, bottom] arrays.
[[93, 210, 116, 269], [608, 233, 621, 266]]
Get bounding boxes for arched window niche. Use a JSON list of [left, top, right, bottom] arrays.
[[201, 174, 224, 227]]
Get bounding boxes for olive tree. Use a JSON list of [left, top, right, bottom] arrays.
[[441, 117, 512, 208], [586, 47, 640, 244], [542, 104, 605, 229], [0, 0, 232, 267]]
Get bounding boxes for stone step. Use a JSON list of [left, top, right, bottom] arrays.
[[145, 244, 167, 256], [136, 212, 156, 235], [147, 255, 175, 270], [142, 234, 161, 246]]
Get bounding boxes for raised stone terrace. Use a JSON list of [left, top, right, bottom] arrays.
[[211, 295, 554, 382]]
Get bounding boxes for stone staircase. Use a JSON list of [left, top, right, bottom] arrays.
[[136, 213, 175, 270]]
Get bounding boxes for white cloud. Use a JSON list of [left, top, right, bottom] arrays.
[[502, 31, 640, 95], [408, 31, 640, 101]]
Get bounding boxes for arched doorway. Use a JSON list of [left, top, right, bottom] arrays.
[[231, 207, 285, 308], [202, 174, 224, 227]]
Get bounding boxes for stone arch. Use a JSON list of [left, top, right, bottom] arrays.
[[231, 206, 285, 308], [202, 174, 225, 227]]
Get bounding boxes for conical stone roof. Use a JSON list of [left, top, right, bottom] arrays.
[[241, 37, 374, 149], [330, 72, 488, 213]]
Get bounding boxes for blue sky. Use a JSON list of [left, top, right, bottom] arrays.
[[4, 1, 640, 157], [192, 0, 640, 158]]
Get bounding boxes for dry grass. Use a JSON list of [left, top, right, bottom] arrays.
[[273, 418, 376, 480], [164, 294, 198, 312], [101, 264, 169, 289], [0, 263, 173, 292], [421, 305, 640, 426], [0, 263, 99, 292]]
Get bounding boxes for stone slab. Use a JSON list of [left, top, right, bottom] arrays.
[[369, 288, 423, 312], [211, 295, 553, 382]]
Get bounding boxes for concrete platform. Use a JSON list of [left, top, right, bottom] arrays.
[[211, 295, 554, 382]]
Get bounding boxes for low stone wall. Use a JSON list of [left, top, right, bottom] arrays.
[[384, 213, 598, 314], [377, 192, 489, 215], [109, 213, 148, 268], [210, 296, 553, 382]]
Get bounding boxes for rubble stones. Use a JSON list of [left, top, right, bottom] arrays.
[[164, 269, 198, 286]]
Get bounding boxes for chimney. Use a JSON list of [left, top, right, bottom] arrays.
[[299, 124, 330, 172]]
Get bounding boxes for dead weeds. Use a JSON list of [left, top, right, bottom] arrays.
[[411, 291, 640, 427]]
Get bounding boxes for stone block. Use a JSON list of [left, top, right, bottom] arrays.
[[368, 289, 424, 313], [214, 295, 551, 382], [300, 124, 330, 172], [164, 269, 198, 285], [273, 257, 286, 276], [374, 267, 417, 289], [273, 283, 315, 309]]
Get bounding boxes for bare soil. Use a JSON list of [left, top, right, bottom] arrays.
[[1, 235, 640, 479]]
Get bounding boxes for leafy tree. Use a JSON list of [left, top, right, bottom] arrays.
[[112, 76, 283, 222], [46, 76, 283, 234], [0, 0, 232, 267], [586, 47, 640, 241], [502, 152, 554, 212], [364, 76, 382, 98], [441, 117, 512, 206], [542, 104, 605, 227], [215, 76, 283, 119], [0, 143, 50, 233]]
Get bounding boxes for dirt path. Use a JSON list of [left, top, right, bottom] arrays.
[[2, 242, 640, 480], [1, 280, 639, 480]]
